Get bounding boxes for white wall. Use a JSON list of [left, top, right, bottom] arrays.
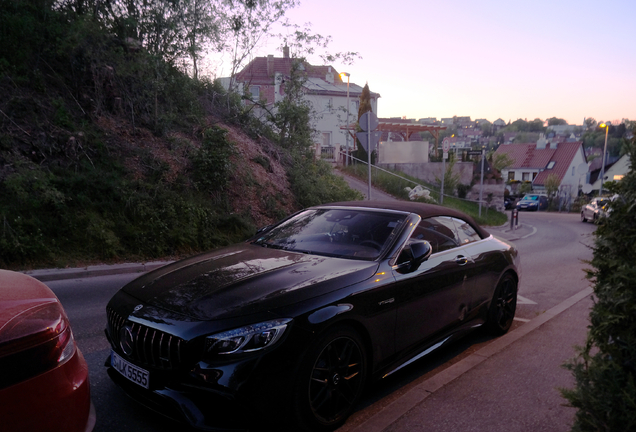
[[306, 93, 378, 152], [592, 154, 630, 190], [379, 141, 429, 164], [560, 145, 588, 194]]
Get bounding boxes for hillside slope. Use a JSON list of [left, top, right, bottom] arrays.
[[0, 2, 363, 269]]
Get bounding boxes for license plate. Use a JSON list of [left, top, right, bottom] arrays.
[[111, 350, 150, 389]]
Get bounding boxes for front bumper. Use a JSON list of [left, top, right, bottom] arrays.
[[106, 363, 249, 431], [0, 348, 94, 432], [104, 324, 308, 431]]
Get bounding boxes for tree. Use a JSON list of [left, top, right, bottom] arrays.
[[544, 173, 560, 207], [353, 83, 374, 163], [222, 0, 298, 92], [181, 0, 221, 80], [269, 59, 313, 151], [480, 121, 492, 137], [528, 118, 545, 132], [584, 117, 597, 130], [561, 131, 636, 431], [547, 117, 567, 126], [435, 154, 461, 196], [491, 152, 515, 173]]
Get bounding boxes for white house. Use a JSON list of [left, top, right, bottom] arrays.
[[223, 48, 380, 161], [591, 153, 631, 191], [494, 134, 588, 198]]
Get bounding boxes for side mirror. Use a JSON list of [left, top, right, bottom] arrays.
[[410, 240, 432, 269], [397, 240, 432, 273]]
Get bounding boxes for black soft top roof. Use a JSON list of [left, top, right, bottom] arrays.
[[320, 200, 491, 239]]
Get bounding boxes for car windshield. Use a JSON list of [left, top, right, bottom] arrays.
[[523, 195, 539, 201], [252, 208, 407, 260]]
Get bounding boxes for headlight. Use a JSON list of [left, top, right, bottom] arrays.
[[205, 319, 291, 357]]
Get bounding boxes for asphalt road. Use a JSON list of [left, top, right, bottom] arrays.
[[44, 211, 596, 432]]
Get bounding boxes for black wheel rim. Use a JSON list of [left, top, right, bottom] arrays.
[[494, 278, 517, 330], [308, 336, 364, 425]]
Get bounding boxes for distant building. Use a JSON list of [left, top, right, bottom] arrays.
[[591, 154, 630, 191], [442, 136, 472, 150], [547, 124, 584, 134], [221, 47, 380, 159], [494, 134, 588, 198]]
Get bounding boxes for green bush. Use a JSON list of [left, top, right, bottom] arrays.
[[561, 134, 636, 431], [289, 157, 363, 208], [191, 126, 235, 192]]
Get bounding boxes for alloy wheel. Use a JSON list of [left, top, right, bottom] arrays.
[[308, 336, 364, 425]]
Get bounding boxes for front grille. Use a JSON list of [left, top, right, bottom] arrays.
[[107, 306, 185, 370]]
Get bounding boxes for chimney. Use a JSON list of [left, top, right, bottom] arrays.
[[267, 54, 274, 76], [283, 45, 290, 58], [536, 133, 547, 149], [325, 66, 334, 84]]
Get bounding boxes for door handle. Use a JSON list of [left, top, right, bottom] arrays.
[[455, 256, 469, 265]]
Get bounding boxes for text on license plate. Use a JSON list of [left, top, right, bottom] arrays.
[[111, 350, 150, 389]]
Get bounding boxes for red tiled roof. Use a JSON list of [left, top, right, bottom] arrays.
[[235, 56, 340, 84], [495, 143, 553, 169], [534, 142, 582, 185], [495, 142, 584, 186]]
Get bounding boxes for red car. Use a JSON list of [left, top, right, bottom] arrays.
[[0, 270, 95, 432]]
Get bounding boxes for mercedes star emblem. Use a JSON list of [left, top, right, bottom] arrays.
[[120, 326, 134, 356]]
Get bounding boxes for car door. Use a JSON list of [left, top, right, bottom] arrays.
[[449, 216, 500, 316], [392, 216, 476, 354]]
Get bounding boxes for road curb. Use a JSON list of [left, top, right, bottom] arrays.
[[346, 286, 594, 432], [24, 261, 172, 282]]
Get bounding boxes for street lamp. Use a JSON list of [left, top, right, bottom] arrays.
[[340, 72, 350, 167], [599, 122, 610, 196]]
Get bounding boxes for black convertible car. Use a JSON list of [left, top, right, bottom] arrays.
[[105, 201, 519, 431]]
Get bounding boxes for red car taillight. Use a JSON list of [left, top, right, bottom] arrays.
[[0, 300, 76, 389]]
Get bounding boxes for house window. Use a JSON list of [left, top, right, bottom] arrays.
[[522, 172, 531, 181], [547, 161, 555, 169], [249, 86, 260, 100], [508, 171, 515, 181], [322, 132, 331, 147]]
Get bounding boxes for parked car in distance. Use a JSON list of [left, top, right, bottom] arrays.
[[0, 270, 95, 432], [104, 201, 519, 431], [504, 197, 513, 210], [516, 194, 548, 211], [581, 197, 610, 223]]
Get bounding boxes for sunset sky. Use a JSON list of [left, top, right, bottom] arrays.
[[219, 0, 635, 126]]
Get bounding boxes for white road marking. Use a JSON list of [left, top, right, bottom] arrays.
[[520, 224, 538, 239], [517, 295, 537, 305]]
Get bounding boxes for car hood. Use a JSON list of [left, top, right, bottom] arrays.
[[0, 270, 58, 336], [121, 243, 379, 321]]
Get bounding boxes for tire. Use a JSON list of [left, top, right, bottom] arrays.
[[581, 212, 587, 223], [484, 274, 517, 335], [293, 326, 367, 431]]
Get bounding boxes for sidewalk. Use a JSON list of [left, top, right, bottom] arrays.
[[487, 219, 536, 242], [342, 287, 592, 432]]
